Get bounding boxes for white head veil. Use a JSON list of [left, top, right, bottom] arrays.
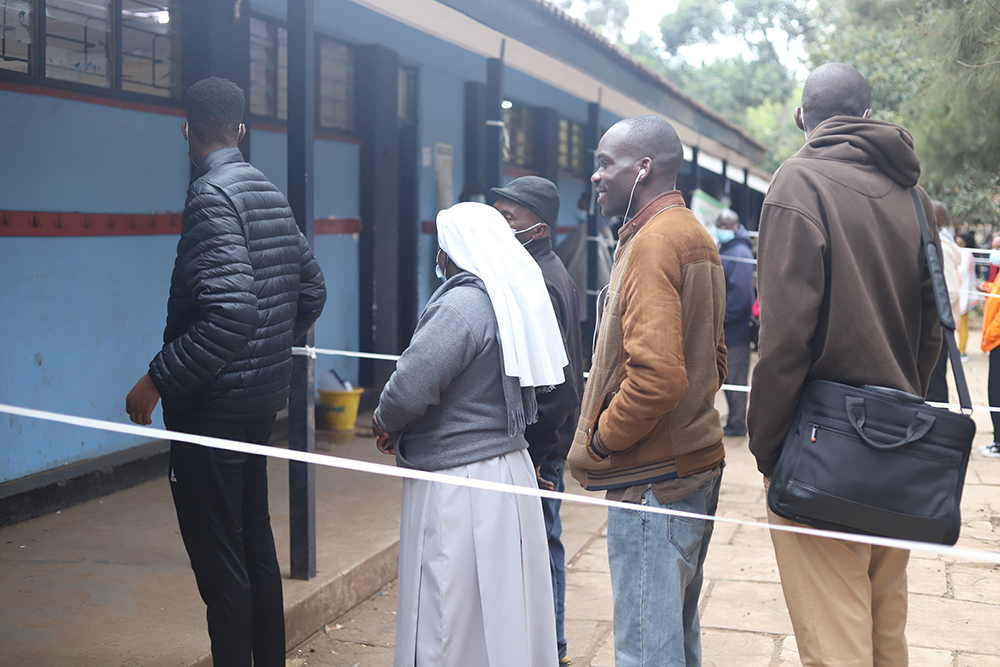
[[436, 202, 567, 388]]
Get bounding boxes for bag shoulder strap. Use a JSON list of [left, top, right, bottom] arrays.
[[910, 187, 973, 411]]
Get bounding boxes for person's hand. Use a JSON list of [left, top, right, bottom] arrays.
[[535, 465, 555, 491], [126, 373, 160, 425], [979, 281, 992, 293], [372, 414, 394, 455]]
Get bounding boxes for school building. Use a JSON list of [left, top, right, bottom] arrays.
[[0, 0, 770, 517]]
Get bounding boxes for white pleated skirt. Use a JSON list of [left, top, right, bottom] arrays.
[[393, 447, 557, 667]]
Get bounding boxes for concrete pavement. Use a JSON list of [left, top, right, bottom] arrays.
[[2, 337, 999, 666]]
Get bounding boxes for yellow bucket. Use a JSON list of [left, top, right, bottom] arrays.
[[318, 387, 364, 430]]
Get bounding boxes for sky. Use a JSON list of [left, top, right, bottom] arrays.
[[623, 0, 680, 43]]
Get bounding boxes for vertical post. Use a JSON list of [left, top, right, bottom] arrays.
[[583, 101, 601, 362], [485, 53, 504, 192], [692, 146, 702, 193], [286, 0, 316, 581], [743, 168, 753, 231], [356, 44, 401, 388], [464, 82, 488, 190], [533, 106, 560, 185]]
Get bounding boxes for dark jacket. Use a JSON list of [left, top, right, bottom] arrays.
[[523, 236, 584, 464], [747, 117, 941, 476], [719, 225, 756, 348], [149, 147, 327, 421]]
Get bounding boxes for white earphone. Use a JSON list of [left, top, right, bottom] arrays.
[[635, 167, 647, 182]]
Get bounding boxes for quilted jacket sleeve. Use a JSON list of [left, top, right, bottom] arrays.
[[148, 186, 260, 399], [293, 232, 327, 341]]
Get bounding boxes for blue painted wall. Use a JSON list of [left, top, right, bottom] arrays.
[[1, 0, 648, 483], [0, 89, 189, 482]]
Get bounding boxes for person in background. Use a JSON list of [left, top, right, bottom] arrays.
[[492, 175, 584, 666], [955, 232, 977, 360], [374, 202, 567, 667], [926, 200, 962, 403], [125, 77, 327, 667], [714, 209, 755, 437], [555, 188, 613, 326], [979, 271, 1000, 458]]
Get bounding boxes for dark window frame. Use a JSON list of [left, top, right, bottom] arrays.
[[248, 11, 357, 137], [503, 100, 537, 171], [0, 0, 183, 104]]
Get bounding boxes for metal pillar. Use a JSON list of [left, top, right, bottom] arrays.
[[743, 168, 753, 231], [286, 0, 316, 581], [356, 44, 401, 388], [583, 101, 601, 362], [692, 146, 702, 193], [485, 52, 504, 192]]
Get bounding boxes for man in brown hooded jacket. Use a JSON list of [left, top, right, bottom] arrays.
[[748, 63, 940, 666]]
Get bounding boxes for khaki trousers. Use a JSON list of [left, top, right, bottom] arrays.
[[764, 478, 910, 667]]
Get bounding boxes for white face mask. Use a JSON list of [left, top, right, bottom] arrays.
[[435, 248, 446, 281], [512, 221, 546, 245]]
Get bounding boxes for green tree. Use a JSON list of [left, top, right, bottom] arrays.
[[813, 0, 1000, 228], [554, 0, 630, 41]]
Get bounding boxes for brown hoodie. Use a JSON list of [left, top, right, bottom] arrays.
[[747, 117, 942, 476]]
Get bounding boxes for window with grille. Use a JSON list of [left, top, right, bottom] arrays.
[[0, 0, 180, 99], [1, 0, 32, 74], [317, 35, 353, 132], [45, 0, 110, 87], [503, 102, 535, 170], [559, 118, 587, 178], [250, 16, 287, 119], [120, 1, 179, 97]]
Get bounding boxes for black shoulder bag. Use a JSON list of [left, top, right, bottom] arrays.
[[767, 188, 976, 546]]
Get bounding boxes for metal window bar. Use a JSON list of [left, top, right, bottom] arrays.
[[1, 1, 32, 66]]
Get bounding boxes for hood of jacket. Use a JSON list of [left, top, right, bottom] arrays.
[[799, 116, 920, 188]]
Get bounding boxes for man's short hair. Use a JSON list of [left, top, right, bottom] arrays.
[[802, 63, 871, 131], [618, 114, 683, 179], [185, 77, 245, 145]]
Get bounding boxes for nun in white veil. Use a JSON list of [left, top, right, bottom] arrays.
[[374, 202, 567, 667]]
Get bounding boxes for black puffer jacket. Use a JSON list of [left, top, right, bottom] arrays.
[[149, 147, 326, 420]]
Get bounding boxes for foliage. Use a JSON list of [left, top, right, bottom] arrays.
[[554, 0, 630, 41]]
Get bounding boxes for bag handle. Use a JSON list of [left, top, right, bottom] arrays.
[[910, 187, 973, 412], [845, 396, 936, 450]]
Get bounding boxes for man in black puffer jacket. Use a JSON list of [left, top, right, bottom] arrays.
[[126, 77, 326, 667]]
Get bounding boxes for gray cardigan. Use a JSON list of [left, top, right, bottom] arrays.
[[375, 275, 528, 471]]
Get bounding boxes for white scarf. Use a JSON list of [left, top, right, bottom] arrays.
[[436, 203, 568, 388]]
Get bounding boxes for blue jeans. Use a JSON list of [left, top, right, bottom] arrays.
[[606, 474, 721, 667], [539, 456, 567, 661]]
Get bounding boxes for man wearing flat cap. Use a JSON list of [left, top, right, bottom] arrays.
[[493, 175, 584, 666]]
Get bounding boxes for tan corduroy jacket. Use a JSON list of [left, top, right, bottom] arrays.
[[567, 191, 727, 491]]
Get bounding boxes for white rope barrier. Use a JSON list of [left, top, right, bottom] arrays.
[[294, 347, 1000, 414], [2, 401, 998, 563]]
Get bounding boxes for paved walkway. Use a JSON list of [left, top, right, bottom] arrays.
[[2, 336, 999, 666]]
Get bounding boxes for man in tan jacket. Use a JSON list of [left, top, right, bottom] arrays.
[[567, 115, 727, 667]]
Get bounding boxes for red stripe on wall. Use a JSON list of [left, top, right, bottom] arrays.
[[1, 210, 363, 237], [315, 218, 361, 234], [0, 80, 185, 118]]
